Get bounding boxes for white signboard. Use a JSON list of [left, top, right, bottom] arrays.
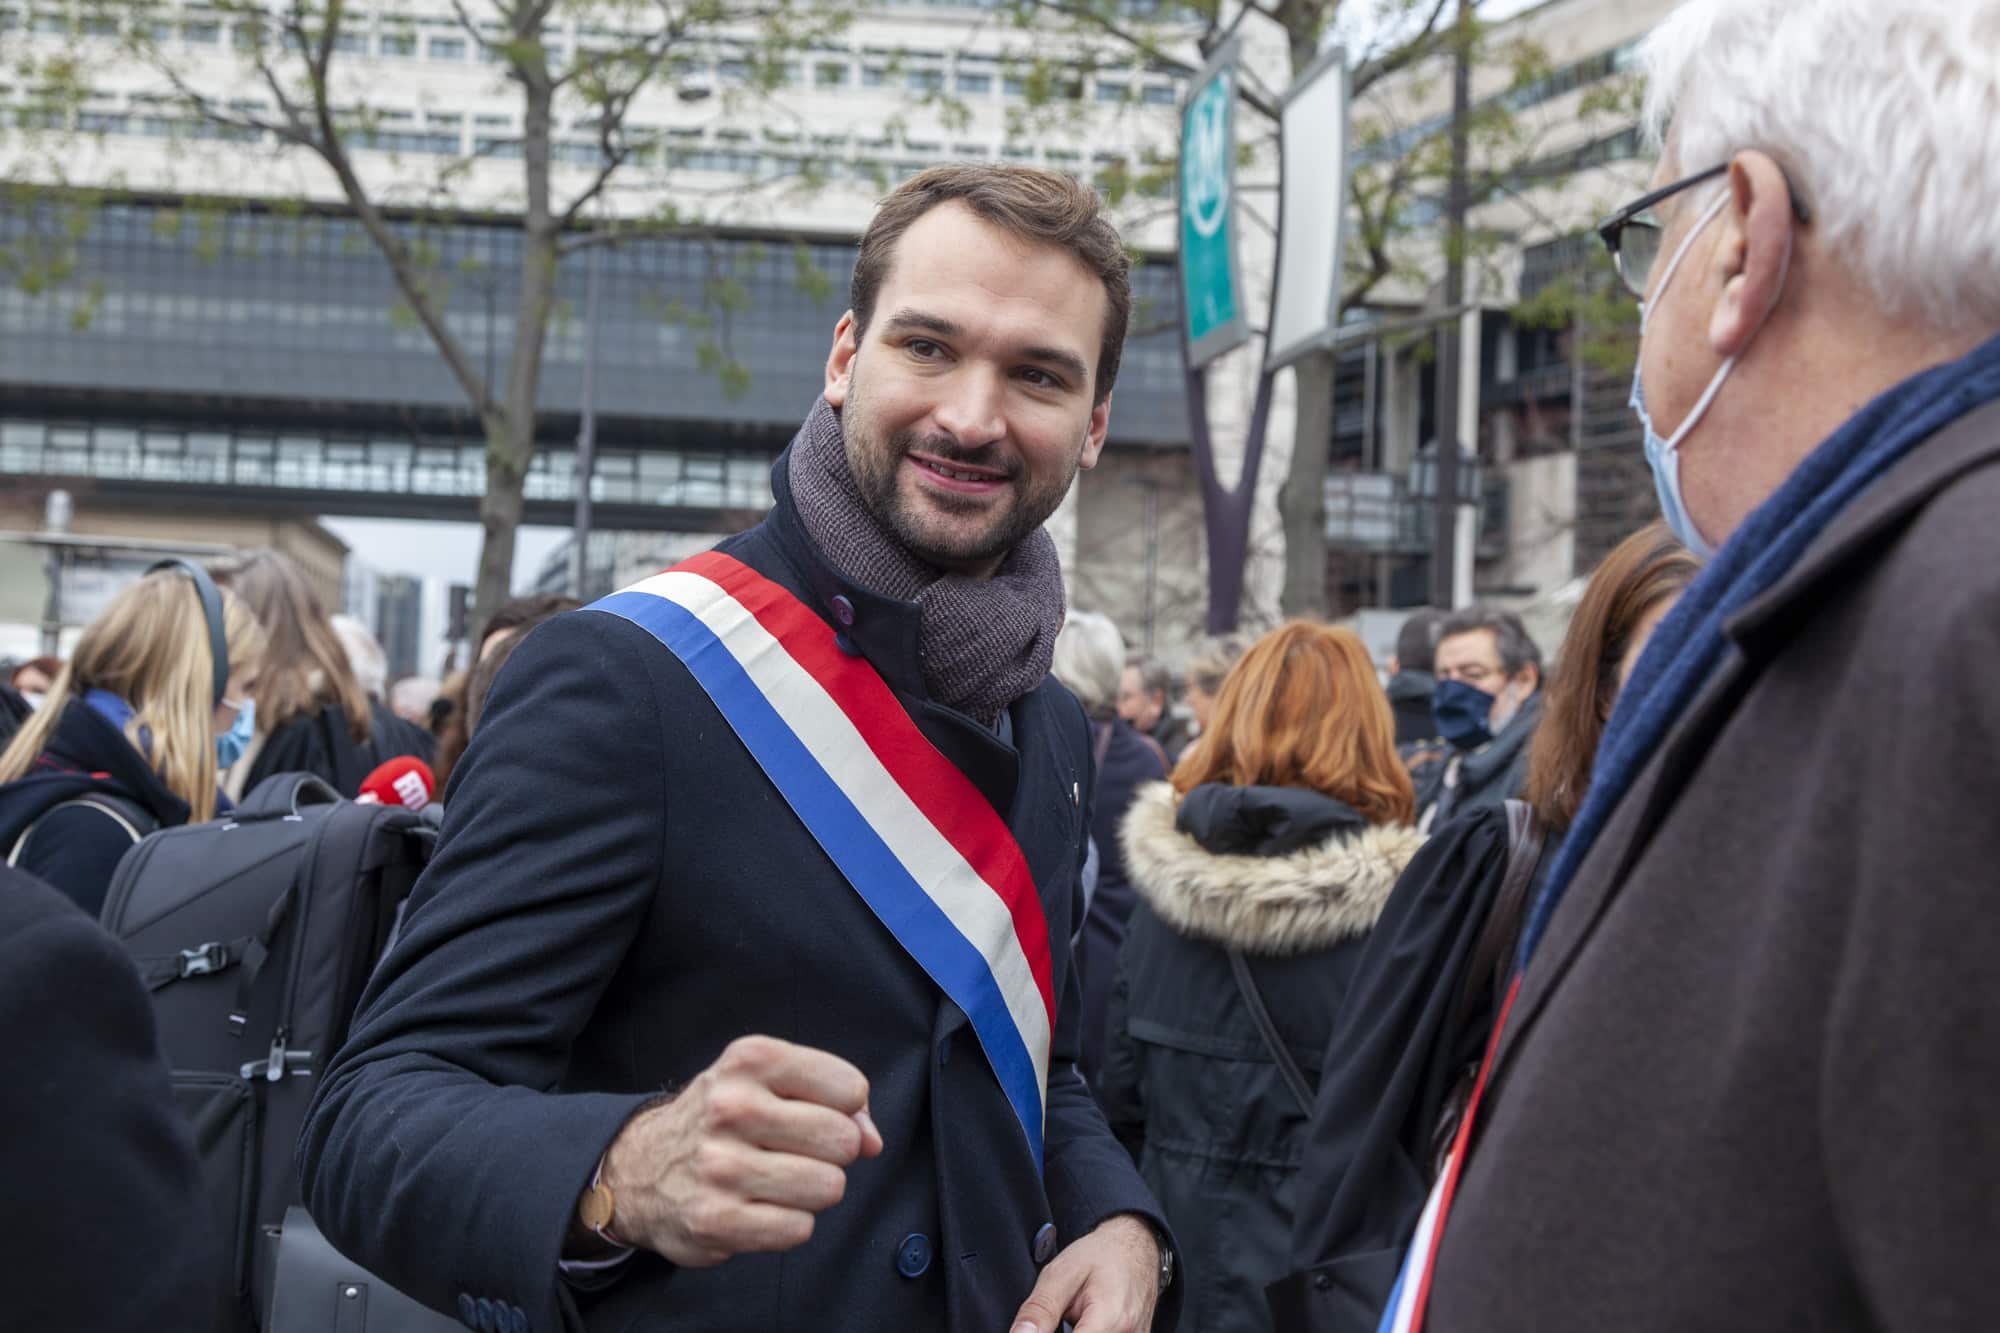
[[1265, 47, 1351, 371]]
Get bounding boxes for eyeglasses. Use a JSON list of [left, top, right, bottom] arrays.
[[1597, 162, 1812, 300]]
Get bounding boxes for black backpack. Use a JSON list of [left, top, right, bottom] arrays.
[[99, 772, 437, 1330]]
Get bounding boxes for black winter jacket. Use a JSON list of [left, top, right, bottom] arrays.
[[1103, 783, 1423, 1333], [244, 698, 436, 797], [1076, 717, 1168, 1085], [0, 698, 190, 917], [0, 863, 222, 1327]]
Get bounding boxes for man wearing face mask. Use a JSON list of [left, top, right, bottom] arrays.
[[1414, 608, 1542, 832], [1384, 3, 2000, 1331]]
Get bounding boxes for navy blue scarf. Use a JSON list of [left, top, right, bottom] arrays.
[[1519, 331, 2000, 967]]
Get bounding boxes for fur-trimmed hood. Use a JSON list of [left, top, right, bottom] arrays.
[[1118, 782, 1425, 955]]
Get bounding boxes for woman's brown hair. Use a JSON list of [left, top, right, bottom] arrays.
[[1523, 521, 1701, 832], [209, 549, 371, 744], [1170, 621, 1415, 826]]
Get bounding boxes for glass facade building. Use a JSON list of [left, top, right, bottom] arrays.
[[1, 199, 1192, 529]]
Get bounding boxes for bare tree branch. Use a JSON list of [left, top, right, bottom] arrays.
[[1352, 0, 1454, 97]]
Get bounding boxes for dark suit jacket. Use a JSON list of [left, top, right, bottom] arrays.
[[0, 864, 219, 1329], [1424, 400, 2000, 1330], [301, 455, 1177, 1333]]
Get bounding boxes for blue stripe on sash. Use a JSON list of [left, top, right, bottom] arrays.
[[591, 589, 1047, 1166]]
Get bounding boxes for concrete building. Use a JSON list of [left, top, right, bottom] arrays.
[[0, 486, 348, 655], [1, 0, 1228, 653], [1327, 0, 1681, 626]]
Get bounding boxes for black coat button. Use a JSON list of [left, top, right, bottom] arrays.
[[1313, 1269, 1334, 1291], [896, 1232, 933, 1278], [1032, 1222, 1059, 1265], [457, 1294, 477, 1329], [835, 632, 862, 657], [830, 594, 856, 626]]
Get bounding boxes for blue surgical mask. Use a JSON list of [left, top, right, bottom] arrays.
[[215, 697, 256, 769], [1629, 188, 1733, 560], [1432, 679, 1498, 752]]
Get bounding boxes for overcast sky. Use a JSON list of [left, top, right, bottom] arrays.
[[325, 0, 1569, 594]]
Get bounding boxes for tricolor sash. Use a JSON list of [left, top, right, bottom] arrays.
[[585, 551, 1057, 1165]]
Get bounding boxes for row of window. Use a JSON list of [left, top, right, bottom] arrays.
[[0, 418, 779, 510], [1355, 37, 1641, 168], [0, 7, 1185, 106], [43, 99, 1169, 188]]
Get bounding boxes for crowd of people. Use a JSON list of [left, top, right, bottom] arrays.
[[3, 0, 1998, 1328]]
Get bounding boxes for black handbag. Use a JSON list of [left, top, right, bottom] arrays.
[[266, 1207, 464, 1333]]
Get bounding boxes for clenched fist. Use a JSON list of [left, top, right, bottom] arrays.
[[593, 1035, 884, 1267]]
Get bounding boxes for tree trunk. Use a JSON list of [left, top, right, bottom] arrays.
[[1189, 365, 1276, 633], [471, 51, 560, 629], [1278, 353, 1333, 617], [474, 413, 527, 630]]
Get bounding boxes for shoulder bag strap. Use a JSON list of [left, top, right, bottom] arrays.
[[8, 795, 151, 867], [1091, 719, 1115, 774], [1228, 947, 1315, 1116]]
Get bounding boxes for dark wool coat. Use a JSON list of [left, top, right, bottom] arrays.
[[0, 699, 187, 917], [1424, 397, 2000, 1331], [0, 864, 221, 1328], [300, 456, 1177, 1333], [247, 698, 435, 797], [1102, 783, 1423, 1333], [1076, 717, 1169, 1085]]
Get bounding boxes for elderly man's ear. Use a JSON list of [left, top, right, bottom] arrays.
[[1710, 151, 1799, 358]]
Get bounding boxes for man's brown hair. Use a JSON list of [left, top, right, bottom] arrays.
[[850, 164, 1131, 404]]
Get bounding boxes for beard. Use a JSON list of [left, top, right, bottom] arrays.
[[843, 388, 1079, 574]]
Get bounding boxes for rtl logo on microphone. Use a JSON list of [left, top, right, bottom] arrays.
[[391, 770, 431, 810]]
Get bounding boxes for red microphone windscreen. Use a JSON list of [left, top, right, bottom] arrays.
[[358, 755, 436, 811]]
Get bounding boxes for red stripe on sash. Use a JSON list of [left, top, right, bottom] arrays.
[[676, 551, 1056, 1026], [1406, 973, 1522, 1332]]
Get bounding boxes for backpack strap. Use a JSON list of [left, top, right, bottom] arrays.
[[7, 794, 155, 868], [1228, 947, 1316, 1116]]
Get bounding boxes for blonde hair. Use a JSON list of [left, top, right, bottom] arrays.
[[211, 549, 371, 744], [0, 571, 266, 822]]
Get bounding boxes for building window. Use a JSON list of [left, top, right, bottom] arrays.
[[1096, 81, 1126, 103], [428, 35, 467, 60], [815, 61, 849, 87], [955, 71, 991, 95], [908, 67, 943, 92], [379, 31, 415, 56]]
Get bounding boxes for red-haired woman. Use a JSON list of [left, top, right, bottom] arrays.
[[1099, 621, 1426, 1333]]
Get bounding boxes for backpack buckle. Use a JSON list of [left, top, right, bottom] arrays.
[[178, 943, 230, 978]]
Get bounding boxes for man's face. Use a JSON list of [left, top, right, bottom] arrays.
[[1435, 628, 1535, 727], [1116, 666, 1161, 730], [824, 201, 1112, 575]]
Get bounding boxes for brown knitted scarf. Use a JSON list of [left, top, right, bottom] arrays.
[[787, 397, 1066, 726]]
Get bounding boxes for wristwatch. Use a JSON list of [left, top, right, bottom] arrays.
[[1148, 1220, 1175, 1294], [577, 1160, 624, 1247]]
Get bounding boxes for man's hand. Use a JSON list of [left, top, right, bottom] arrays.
[[597, 1035, 883, 1267], [1010, 1214, 1162, 1333]]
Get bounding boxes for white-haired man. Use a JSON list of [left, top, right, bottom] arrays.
[[1377, 3, 2000, 1331]]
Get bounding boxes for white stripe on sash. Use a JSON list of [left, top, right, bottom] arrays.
[[633, 569, 1053, 1120]]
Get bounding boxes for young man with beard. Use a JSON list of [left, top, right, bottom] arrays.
[[302, 166, 1179, 1333]]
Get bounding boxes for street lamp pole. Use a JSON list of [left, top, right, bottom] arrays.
[[1431, 0, 1473, 609], [571, 227, 603, 597]]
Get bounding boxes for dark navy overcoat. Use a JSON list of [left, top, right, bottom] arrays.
[[300, 454, 1178, 1333]]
